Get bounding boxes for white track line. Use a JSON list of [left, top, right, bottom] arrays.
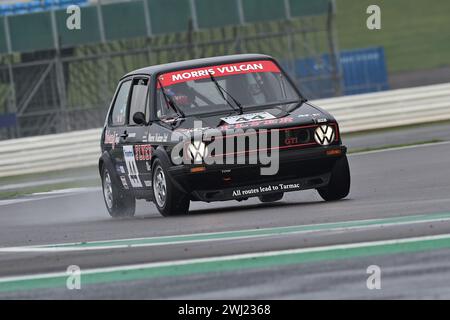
[[1, 233, 450, 283], [349, 140, 450, 156], [1, 215, 450, 253], [0, 187, 100, 207], [0, 176, 97, 192]]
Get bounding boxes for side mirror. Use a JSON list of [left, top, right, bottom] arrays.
[[133, 112, 146, 125]]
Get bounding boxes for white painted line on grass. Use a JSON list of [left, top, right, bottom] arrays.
[[1, 214, 450, 253], [1, 233, 450, 284], [349, 140, 450, 156]]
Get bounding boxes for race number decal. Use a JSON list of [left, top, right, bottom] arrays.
[[123, 145, 143, 188], [221, 112, 276, 125]]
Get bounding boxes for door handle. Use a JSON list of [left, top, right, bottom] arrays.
[[120, 131, 128, 139]]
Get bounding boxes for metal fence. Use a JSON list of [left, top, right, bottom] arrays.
[[0, 0, 331, 53], [0, 0, 341, 140]]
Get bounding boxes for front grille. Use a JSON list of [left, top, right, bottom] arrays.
[[279, 125, 316, 148], [204, 123, 338, 162]]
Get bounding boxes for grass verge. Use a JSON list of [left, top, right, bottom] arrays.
[[348, 139, 443, 154], [0, 179, 99, 200]]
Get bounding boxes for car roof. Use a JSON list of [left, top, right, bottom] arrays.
[[121, 54, 275, 80]]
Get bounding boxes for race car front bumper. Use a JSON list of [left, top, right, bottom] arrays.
[[191, 172, 331, 202], [168, 145, 346, 202]]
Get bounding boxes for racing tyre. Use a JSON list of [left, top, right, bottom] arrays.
[[102, 166, 136, 218], [317, 155, 350, 201], [152, 158, 190, 217], [258, 192, 284, 203]]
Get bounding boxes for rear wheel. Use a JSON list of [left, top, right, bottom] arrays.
[[258, 192, 284, 203], [102, 166, 135, 218], [152, 158, 190, 217], [317, 155, 351, 201]]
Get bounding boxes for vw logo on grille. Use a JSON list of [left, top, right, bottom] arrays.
[[188, 141, 208, 162], [314, 125, 335, 145]]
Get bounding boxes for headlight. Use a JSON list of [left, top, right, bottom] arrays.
[[187, 141, 208, 162]]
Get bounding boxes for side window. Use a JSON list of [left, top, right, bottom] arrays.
[[110, 80, 131, 126], [129, 78, 149, 125], [156, 88, 177, 119]]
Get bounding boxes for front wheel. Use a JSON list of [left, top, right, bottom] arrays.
[[152, 159, 190, 217], [102, 166, 135, 218], [317, 155, 351, 201]]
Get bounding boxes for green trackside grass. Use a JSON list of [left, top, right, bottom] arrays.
[[0, 165, 98, 185], [336, 0, 450, 73], [3, 234, 450, 293], [0, 165, 100, 199], [0, 180, 100, 200], [341, 120, 450, 138], [347, 139, 443, 154]]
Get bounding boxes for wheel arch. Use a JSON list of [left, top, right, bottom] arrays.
[[98, 151, 130, 193], [151, 145, 172, 168], [98, 151, 114, 177], [151, 145, 188, 194]]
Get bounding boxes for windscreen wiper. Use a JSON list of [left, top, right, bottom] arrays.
[[286, 97, 308, 112], [277, 72, 308, 112], [157, 78, 185, 119], [208, 71, 243, 115]]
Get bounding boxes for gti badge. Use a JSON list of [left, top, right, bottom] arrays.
[[314, 125, 335, 146], [284, 137, 298, 145]]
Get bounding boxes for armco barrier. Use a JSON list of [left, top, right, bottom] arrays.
[[0, 82, 449, 178], [0, 128, 102, 177]]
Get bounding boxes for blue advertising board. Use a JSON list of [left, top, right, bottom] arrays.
[[0, 113, 17, 128], [340, 47, 389, 95], [291, 47, 389, 98]]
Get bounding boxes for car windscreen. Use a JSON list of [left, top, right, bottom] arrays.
[[156, 60, 300, 119]]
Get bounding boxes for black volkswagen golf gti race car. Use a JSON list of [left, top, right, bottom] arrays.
[[99, 54, 350, 217]]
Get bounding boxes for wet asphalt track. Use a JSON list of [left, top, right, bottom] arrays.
[[1, 141, 450, 299]]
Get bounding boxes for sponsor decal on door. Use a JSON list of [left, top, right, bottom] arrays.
[[134, 144, 152, 161], [123, 145, 143, 188]]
